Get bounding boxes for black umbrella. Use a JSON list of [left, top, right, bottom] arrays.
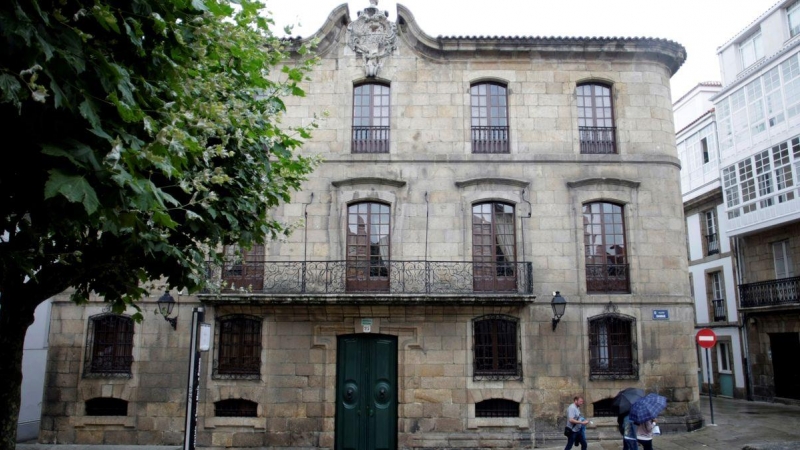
[[612, 387, 645, 415]]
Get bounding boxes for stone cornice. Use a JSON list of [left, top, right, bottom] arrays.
[[566, 178, 641, 189], [395, 5, 686, 75], [331, 177, 406, 188], [454, 177, 530, 189]]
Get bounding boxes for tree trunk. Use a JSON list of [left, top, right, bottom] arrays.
[[0, 293, 37, 450]]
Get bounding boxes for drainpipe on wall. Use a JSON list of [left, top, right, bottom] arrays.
[[734, 235, 754, 401], [302, 193, 314, 293]]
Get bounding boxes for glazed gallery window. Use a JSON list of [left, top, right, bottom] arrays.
[[790, 1, 800, 37], [470, 82, 509, 153], [472, 315, 521, 380], [472, 202, 517, 292], [84, 314, 134, 377], [739, 32, 763, 69], [577, 83, 616, 154], [346, 202, 391, 291], [352, 83, 390, 153], [214, 315, 262, 379], [215, 399, 258, 417], [589, 315, 637, 379], [583, 202, 629, 293]]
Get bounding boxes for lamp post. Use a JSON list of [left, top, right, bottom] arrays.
[[551, 291, 567, 331], [157, 291, 178, 330]]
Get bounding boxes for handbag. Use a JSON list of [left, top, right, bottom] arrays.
[[564, 426, 573, 437]]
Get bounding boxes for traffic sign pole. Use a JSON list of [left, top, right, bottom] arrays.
[[696, 328, 718, 426]]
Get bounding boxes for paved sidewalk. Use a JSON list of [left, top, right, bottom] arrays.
[[537, 396, 800, 449]]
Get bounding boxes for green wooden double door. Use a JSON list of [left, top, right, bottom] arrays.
[[336, 334, 397, 450]]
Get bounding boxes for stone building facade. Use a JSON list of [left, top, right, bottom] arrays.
[[41, 3, 700, 449]]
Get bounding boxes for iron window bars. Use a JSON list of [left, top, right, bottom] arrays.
[[84, 314, 134, 378], [589, 313, 638, 380], [215, 399, 258, 417], [475, 399, 520, 418], [85, 398, 128, 416], [213, 315, 262, 380], [473, 315, 522, 381]]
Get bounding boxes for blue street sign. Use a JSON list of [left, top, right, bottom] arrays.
[[652, 309, 669, 320]]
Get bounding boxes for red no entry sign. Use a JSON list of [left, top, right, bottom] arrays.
[[696, 328, 717, 348]]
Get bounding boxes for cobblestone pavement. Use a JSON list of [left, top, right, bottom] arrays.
[[538, 396, 800, 450]]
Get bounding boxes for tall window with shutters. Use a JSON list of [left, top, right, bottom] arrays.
[[346, 202, 391, 291], [583, 202, 629, 293]]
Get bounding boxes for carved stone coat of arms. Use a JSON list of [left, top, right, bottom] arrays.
[[347, 1, 397, 77]]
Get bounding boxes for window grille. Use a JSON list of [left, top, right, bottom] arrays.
[[84, 314, 134, 377], [215, 399, 258, 417], [213, 315, 262, 379], [592, 398, 617, 417], [475, 399, 519, 418], [589, 312, 637, 380], [473, 315, 521, 380], [85, 398, 128, 416]]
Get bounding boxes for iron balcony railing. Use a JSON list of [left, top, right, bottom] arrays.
[[711, 298, 727, 322], [352, 126, 389, 153], [205, 260, 533, 295], [471, 126, 509, 153], [585, 263, 630, 294], [706, 233, 720, 256], [579, 126, 617, 154], [739, 276, 800, 308]]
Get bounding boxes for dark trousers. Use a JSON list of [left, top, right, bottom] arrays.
[[638, 439, 653, 450], [565, 430, 587, 450]]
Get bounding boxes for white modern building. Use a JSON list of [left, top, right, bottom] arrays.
[[677, 0, 800, 403], [676, 82, 747, 399]]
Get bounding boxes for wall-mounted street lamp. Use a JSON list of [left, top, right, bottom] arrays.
[[551, 291, 567, 331], [157, 291, 178, 330]]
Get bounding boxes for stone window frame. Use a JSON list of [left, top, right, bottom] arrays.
[[582, 201, 630, 294], [471, 201, 518, 292], [212, 314, 263, 380], [471, 314, 522, 381], [351, 81, 391, 154], [704, 268, 727, 323], [469, 80, 510, 154], [345, 200, 392, 292], [576, 80, 617, 154], [83, 313, 134, 378], [588, 309, 639, 380]]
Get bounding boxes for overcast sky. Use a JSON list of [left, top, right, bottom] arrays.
[[265, 0, 779, 102]]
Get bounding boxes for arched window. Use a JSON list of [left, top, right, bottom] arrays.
[[352, 83, 390, 153], [589, 312, 637, 379], [85, 397, 128, 416], [472, 202, 516, 291], [577, 83, 616, 154], [472, 315, 520, 380], [475, 398, 519, 417], [85, 314, 134, 377], [214, 315, 262, 379], [215, 399, 258, 417], [346, 202, 391, 292], [583, 202, 629, 293], [470, 82, 509, 153]]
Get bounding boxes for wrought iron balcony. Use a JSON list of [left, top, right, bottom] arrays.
[[579, 126, 617, 154], [706, 233, 720, 256], [739, 276, 800, 309], [711, 298, 727, 322], [204, 260, 533, 295], [352, 126, 389, 153], [585, 264, 630, 294], [472, 126, 509, 153]]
